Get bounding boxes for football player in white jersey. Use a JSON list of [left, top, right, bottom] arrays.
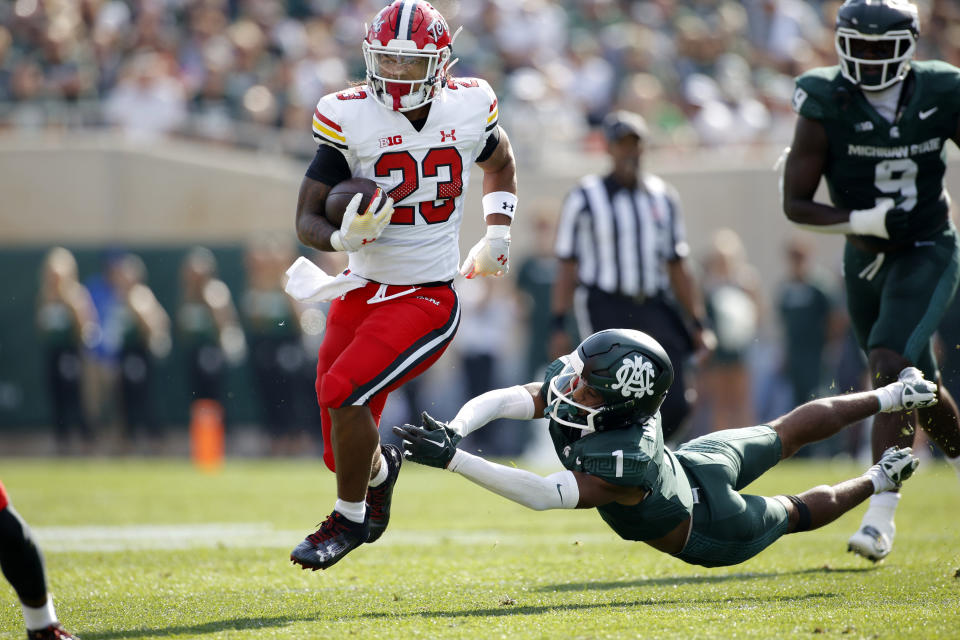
[[289, 0, 518, 571]]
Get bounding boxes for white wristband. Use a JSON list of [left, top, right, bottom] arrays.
[[482, 191, 518, 220]]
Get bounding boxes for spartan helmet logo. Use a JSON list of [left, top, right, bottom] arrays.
[[425, 17, 446, 41], [611, 355, 656, 399]]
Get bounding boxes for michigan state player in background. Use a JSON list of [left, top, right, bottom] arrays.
[[394, 329, 936, 568], [782, 0, 960, 562]]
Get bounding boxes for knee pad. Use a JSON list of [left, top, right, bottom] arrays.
[[317, 371, 353, 410], [783, 494, 812, 533]]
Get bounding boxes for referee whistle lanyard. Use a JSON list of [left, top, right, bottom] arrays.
[[367, 283, 420, 304]]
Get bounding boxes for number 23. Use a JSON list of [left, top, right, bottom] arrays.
[[374, 147, 464, 225]]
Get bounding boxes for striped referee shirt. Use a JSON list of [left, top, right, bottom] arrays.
[[554, 173, 690, 298]]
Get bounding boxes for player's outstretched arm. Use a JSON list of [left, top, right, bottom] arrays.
[[392, 421, 644, 510], [439, 383, 542, 440]]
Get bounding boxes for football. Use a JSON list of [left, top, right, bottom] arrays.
[[324, 177, 381, 229]]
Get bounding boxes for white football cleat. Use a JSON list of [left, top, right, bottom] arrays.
[[848, 524, 892, 562]]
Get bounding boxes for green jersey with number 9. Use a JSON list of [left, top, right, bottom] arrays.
[[539, 358, 694, 541], [793, 60, 960, 249]]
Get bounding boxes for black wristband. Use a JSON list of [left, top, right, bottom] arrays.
[[690, 316, 706, 332], [550, 314, 567, 331]]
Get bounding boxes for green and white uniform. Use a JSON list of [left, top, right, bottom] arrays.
[[540, 359, 789, 567], [793, 62, 960, 374]]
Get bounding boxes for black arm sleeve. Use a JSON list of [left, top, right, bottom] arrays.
[[475, 126, 501, 163], [305, 144, 351, 186]]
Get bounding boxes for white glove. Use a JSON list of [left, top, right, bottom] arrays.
[[849, 199, 895, 239], [876, 366, 938, 412], [459, 225, 511, 278], [330, 189, 394, 252]]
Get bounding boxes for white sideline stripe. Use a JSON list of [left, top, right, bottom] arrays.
[[33, 523, 615, 553]]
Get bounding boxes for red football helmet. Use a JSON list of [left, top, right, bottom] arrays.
[[362, 0, 462, 112]]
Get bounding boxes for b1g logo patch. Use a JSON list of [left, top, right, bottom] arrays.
[[611, 355, 656, 398], [379, 135, 403, 148]]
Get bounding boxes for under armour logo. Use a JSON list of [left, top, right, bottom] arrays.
[[496, 254, 507, 266], [502, 202, 515, 212], [440, 129, 456, 142]]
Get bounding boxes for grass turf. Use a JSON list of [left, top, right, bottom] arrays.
[[1, 457, 958, 639]]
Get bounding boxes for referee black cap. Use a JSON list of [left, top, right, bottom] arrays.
[[602, 110, 648, 142]]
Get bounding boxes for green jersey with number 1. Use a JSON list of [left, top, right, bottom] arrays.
[[793, 60, 960, 249], [539, 359, 694, 542]]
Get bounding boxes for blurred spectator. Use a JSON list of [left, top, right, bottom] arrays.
[[102, 252, 170, 451], [776, 235, 842, 407], [36, 247, 98, 454], [242, 237, 309, 455], [177, 247, 246, 410], [103, 51, 187, 142], [699, 228, 761, 431], [454, 277, 521, 457], [515, 210, 557, 381]]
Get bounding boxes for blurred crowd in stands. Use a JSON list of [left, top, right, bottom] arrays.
[[2, 0, 958, 158]]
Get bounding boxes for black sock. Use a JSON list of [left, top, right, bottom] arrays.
[[0, 506, 47, 604]]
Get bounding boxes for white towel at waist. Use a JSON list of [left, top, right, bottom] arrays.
[[284, 256, 367, 302]]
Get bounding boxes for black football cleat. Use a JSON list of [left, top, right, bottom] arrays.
[[366, 443, 403, 544], [27, 623, 78, 639], [290, 510, 369, 571]]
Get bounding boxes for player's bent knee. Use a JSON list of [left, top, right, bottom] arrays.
[[317, 371, 353, 410]]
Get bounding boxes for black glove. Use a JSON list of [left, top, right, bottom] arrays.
[[391, 412, 461, 469], [884, 206, 911, 238]]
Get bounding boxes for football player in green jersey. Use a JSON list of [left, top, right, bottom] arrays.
[[394, 329, 936, 568], [782, 0, 960, 562]]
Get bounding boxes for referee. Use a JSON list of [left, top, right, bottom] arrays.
[[549, 111, 715, 439]]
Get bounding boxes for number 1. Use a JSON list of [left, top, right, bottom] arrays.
[[612, 450, 623, 478]]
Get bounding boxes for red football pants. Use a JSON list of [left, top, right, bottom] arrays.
[[0, 480, 8, 511], [315, 282, 460, 471]]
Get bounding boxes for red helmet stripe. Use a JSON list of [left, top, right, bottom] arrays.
[[489, 98, 498, 113], [314, 109, 341, 132]]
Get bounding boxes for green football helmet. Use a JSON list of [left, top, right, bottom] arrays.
[[835, 0, 919, 91], [546, 329, 674, 432]]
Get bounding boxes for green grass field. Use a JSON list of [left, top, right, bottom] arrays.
[[1, 457, 958, 639]]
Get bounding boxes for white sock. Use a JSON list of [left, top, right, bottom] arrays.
[[368, 454, 389, 487], [22, 597, 57, 630], [334, 499, 366, 524], [860, 491, 900, 537], [946, 454, 960, 482]]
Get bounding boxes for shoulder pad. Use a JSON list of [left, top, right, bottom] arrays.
[[312, 90, 351, 150], [794, 67, 844, 121]]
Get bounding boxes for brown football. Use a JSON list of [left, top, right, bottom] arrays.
[[324, 177, 381, 229]]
